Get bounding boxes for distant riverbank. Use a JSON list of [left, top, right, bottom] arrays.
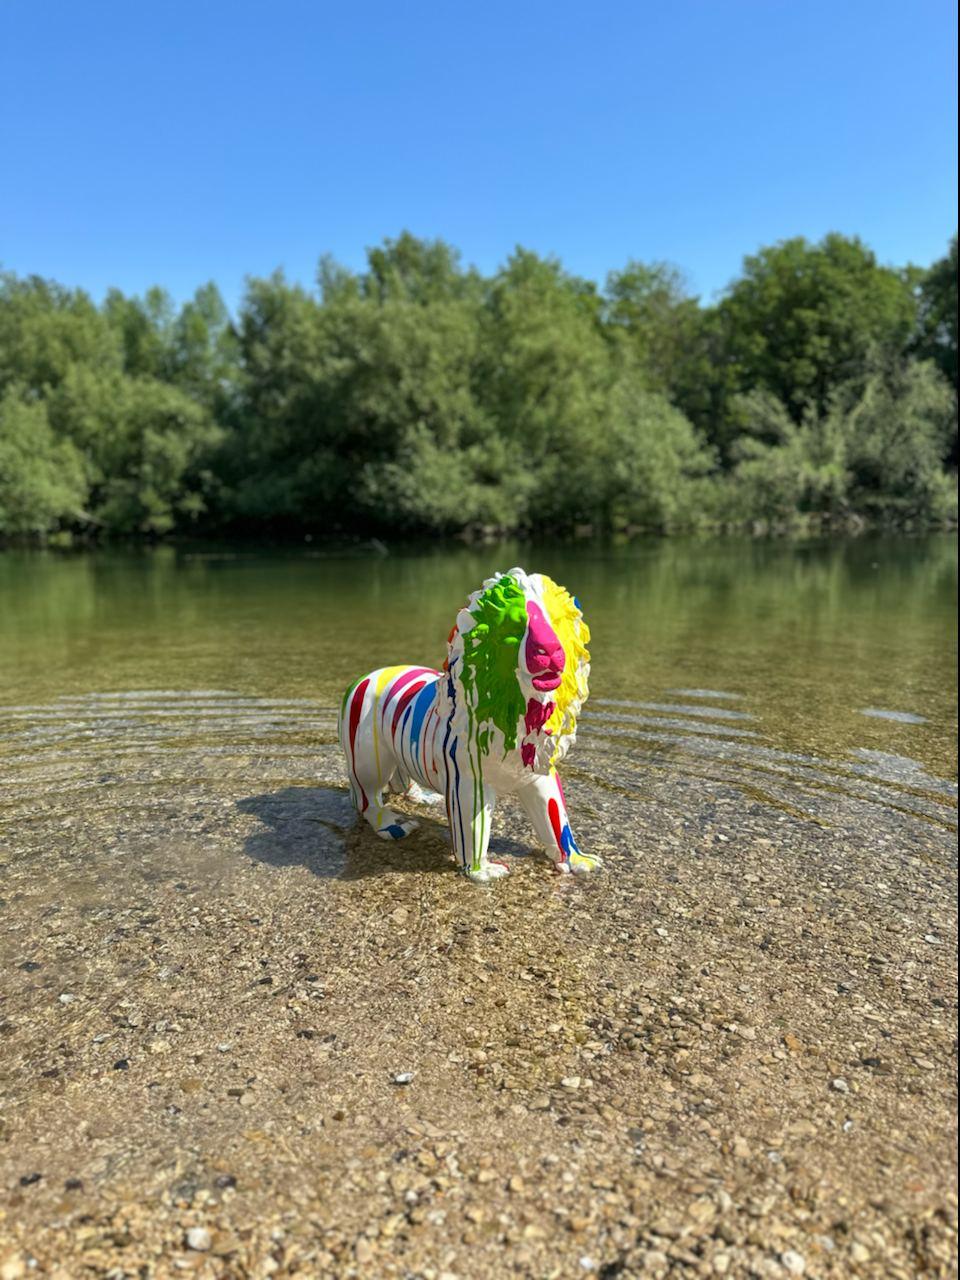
[[2, 233, 957, 547]]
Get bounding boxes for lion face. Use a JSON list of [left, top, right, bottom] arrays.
[[444, 568, 590, 776]]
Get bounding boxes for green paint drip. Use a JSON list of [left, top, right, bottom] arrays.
[[459, 575, 527, 756]]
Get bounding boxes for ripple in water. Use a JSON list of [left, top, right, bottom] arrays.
[[859, 708, 929, 725], [0, 687, 955, 840]]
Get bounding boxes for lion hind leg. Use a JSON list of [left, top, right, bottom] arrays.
[[357, 772, 420, 841], [339, 675, 419, 841]]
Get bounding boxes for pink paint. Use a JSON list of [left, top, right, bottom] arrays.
[[521, 743, 536, 768], [524, 696, 554, 736], [525, 601, 565, 691]]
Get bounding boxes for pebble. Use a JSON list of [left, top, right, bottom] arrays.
[[830, 1077, 849, 1093], [58, 993, 75, 1005], [561, 1075, 581, 1090], [393, 1072, 415, 1085], [185, 1228, 211, 1251], [781, 1250, 805, 1275], [1, 1259, 26, 1280]]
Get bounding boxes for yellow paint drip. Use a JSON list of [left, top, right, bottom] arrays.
[[540, 576, 590, 753]]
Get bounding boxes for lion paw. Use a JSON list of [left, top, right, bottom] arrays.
[[466, 861, 510, 884], [567, 851, 602, 875], [376, 819, 419, 841]]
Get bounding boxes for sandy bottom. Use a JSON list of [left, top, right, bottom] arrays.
[[0, 739, 956, 1279]]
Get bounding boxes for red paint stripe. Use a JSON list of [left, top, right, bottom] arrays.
[[547, 797, 564, 852], [348, 678, 370, 811], [391, 679, 427, 736]]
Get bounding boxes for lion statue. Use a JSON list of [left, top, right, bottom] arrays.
[[337, 567, 601, 883]]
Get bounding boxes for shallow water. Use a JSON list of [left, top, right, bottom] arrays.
[[1, 538, 957, 1275], [0, 535, 956, 839]]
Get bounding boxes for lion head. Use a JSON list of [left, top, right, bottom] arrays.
[[442, 568, 590, 776]]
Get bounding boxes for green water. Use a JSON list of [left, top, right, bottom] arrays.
[[1, 537, 957, 828]]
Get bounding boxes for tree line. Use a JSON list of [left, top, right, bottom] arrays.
[[0, 231, 956, 541]]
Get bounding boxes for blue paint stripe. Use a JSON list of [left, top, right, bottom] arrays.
[[409, 682, 435, 755], [440, 667, 466, 867], [398, 700, 416, 777]]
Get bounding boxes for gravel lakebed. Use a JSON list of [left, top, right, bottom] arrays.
[[0, 700, 956, 1279]]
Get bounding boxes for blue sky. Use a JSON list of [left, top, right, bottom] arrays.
[[1, 0, 956, 312]]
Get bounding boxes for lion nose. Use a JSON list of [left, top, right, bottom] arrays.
[[529, 642, 564, 673]]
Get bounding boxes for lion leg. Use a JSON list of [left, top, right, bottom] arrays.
[[339, 677, 419, 841], [354, 760, 420, 841], [516, 769, 601, 874], [391, 774, 444, 806], [443, 749, 506, 882]]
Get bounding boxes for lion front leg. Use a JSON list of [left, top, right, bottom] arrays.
[[443, 743, 507, 883], [517, 769, 601, 875]]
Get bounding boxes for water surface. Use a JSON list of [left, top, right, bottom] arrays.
[[1, 536, 956, 836]]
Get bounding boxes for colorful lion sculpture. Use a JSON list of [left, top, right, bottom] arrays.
[[338, 568, 601, 883]]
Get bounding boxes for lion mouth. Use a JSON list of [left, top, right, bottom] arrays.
[[531, 673, 562, 691]]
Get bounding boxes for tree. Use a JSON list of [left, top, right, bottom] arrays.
[[476, 249, 611, 527], [844, 360, 957, 523], [0, 387, 88, 536], [604, 261, 701, 394], [600, 378, 716, 530], [0, 273, 120, 395], [718, 234, 917, 422], [102, 286, 175, 379], [915, 236, 958, 390]]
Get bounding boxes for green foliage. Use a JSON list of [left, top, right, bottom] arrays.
[[0, 387, 88, 535], [0, 231, 955, 541], [718, 234, 918, 420], [915, 236, 958, 390], [727, 360, 958, 529]]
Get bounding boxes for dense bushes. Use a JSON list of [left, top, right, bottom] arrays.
[[0, 232, 956, 540]]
